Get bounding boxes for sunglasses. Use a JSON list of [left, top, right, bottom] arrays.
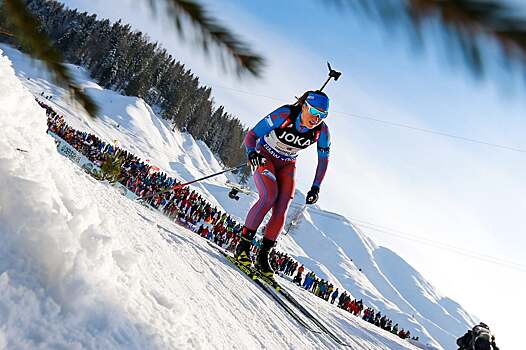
[[305, 101, 328, 119]]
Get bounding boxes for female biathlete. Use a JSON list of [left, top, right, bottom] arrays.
[[235, 90, 331, 280]]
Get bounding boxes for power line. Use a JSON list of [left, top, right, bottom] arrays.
[[205, 82, 526, 154], [205, 83, 288, 104], [351, 221, 526, 273], [333, 111, 526, 153], [287, 202, 526, 273]]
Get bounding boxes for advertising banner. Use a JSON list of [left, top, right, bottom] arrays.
[[48, 131, 102, 176]]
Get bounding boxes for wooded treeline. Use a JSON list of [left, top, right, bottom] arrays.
[[0, 0, 248, 170]]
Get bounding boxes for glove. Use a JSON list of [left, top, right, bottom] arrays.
[[306, 186, 320, 204], [248, 151, 266, 167]]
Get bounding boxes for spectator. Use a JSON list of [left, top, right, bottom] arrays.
[[331, 288, 339, 304], [457, 323, 499, 350], [293, 264, 305, 285]]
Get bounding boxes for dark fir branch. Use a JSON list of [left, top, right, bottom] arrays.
[[2, 0, 98, 116]]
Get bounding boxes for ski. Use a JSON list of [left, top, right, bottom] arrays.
[[207, 242, 352, 346], [209, 243, 321, 333], [276, 285, 352, 347], [227, 254, 283, 292], [252, 275, 322, 334]]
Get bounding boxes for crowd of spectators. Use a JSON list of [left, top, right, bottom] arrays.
[[41, 99, 420, 345], [301, 271, 338, 302], [44, 102, 108, 168], [270, 251, 299, 277], [361, 307, 418, 341]]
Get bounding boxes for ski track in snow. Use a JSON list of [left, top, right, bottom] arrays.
[[0, 43, 474, 349]]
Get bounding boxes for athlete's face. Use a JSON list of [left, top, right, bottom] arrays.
[[301, 103, 325, 129]]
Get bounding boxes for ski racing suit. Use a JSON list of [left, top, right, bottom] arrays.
[[243, 104, 330, 241]]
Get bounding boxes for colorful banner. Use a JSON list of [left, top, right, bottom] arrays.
[[47, 131, 102, 176]]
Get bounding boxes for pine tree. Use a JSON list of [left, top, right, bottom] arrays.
[[187, 88, 212, 139], [101, 153, 123, 183]]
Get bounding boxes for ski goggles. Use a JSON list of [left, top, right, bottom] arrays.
[[305, 101, 328, 119]]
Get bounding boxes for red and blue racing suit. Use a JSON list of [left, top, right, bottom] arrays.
[[244, 105, 330, 241]]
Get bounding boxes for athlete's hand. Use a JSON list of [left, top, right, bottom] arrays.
[[306, 186, 320, 204], [248, 151, 266, 167]]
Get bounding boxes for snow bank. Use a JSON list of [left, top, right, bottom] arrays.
[[0, 48, 157, 349], [0, 44, 229, 206]]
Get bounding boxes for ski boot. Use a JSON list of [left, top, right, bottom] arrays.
[[234, 226, 256, 267], [255, 237, 276, 282]]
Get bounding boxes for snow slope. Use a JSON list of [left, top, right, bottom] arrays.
[[281, 212, 476, 349], [0, 47, 419, 350], [0, 44, 229, 209], [0, 44, 476, 349]]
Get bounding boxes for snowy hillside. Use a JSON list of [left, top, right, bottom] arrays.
[[0, 44, 476, 349], [0, 44, 230, 209]]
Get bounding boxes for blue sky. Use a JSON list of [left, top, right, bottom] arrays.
[[59, 1, 526, 348]]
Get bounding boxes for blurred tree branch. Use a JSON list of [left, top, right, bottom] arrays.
[[3, 0, 98, 116], [1, 0, 265, 118], [3, 0, 526, 119], [148, 0, 265, 77], [326, 0, 526, 78]]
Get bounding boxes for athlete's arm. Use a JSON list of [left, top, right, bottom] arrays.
[[312, 123, 331, 188], [243, 106, 290, 153]]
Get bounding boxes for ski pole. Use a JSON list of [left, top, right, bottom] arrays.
[[136, 163, 248, 201], [284, 204, 307, 235]]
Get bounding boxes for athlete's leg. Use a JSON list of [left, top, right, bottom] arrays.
[[244, 161, 278, 231], [263, 162, 296, 241], [236, 160, 279, 265]]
